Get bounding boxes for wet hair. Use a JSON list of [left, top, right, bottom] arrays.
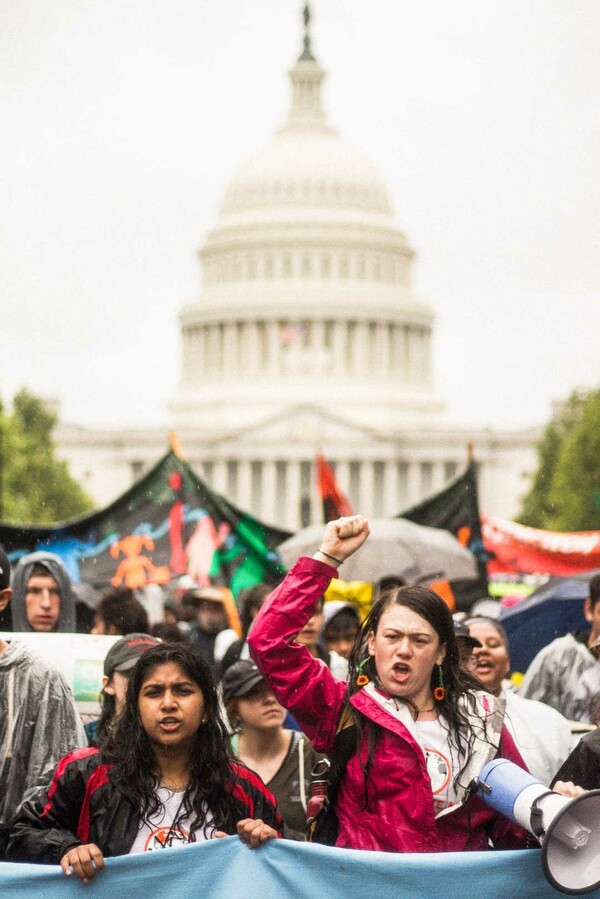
[[103, 642, 238, 835], [28, 563, 56, 582], [95, 587, 149, 635], [347, 585, 487, 805], [588, 692, 600, 726], [464, 615, 509, 649], [590, 574, 600, 609], [149, 622, 187, 643], [324, 607, 360, 638], [96, 689, 117, 745], [237, 584, 272, 637]]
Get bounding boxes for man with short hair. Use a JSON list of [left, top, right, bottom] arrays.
[[0, 548, 85, 857], [10, 551, 77, 633], [91, 586, 150, 636], [519, 573, 600, 721]]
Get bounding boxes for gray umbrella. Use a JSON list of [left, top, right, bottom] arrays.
[[277, 518, 477, 584]]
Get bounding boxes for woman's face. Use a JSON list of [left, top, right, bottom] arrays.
[[138, 661, 205, 750], [237, 683, 286, 731], [367, 603, 446, 706], [468, 620, 510, 696]]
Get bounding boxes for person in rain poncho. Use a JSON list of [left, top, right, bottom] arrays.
[[519, 574, 600, 722], [9, 551, 77, 633], [0, 548, 86, 857]]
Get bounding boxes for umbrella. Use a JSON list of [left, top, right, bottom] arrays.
[[277, 518, 477, 585], [500, 569, 600, 674]]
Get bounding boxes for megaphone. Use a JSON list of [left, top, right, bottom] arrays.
[[476, 759, 600, 895]]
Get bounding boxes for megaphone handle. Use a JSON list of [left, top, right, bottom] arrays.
[[530, 791, 554, 838]]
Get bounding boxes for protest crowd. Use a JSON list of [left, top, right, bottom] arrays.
[[1, 504, 600, 894]]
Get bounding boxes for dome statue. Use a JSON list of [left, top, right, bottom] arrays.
[[170, 6, 443, 435]]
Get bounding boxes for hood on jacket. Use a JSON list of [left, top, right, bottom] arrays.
[[320, 601, 360, 634], [10, 552, 76, 633]]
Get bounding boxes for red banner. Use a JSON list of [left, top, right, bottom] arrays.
[[316, 453, 353, 522], [482, 514, 600, 576]]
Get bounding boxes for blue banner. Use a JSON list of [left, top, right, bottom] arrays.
[[1, 837, 596, 898]]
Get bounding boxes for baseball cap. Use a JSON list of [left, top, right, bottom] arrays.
[[0, 548, 10, 590], [453, 620, 482, 648], [103, 633, 160, 678], [222, 659, 265, 706]]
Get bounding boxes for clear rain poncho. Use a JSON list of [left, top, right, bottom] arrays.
[[0, 641, 86, 837]]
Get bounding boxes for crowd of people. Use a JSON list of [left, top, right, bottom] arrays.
[[1, 521, 600, 886]]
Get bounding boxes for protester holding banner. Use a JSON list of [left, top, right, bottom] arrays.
[[223, 659, 326, 840], [249, 515, 530, 853], [6, 642, 281, 880], [466, 617, 572, 785]]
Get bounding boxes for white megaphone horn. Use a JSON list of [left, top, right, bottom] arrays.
[[475, 759, 600, 895]]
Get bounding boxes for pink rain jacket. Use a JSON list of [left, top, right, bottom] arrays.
[[248, 557, 530, 853]]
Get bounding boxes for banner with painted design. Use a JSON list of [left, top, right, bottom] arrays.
[[0, 837, 587, 898], [0, 451, 289, 597], [483, 514, 600, 576]]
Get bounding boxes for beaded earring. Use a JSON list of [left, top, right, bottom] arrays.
[[433, 665, 445, 701], [356, 658, 370, 687]]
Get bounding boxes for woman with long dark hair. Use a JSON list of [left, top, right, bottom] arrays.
[[7, 643, 281, 882], [248, 515, 530, 853]]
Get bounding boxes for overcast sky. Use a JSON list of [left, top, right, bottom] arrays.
[[1, 0, 599, 432]]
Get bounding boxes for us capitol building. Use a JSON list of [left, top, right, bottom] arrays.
[[56, 13, 537, 531]]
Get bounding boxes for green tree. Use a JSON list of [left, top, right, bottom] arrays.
[[518, 389, 600, 531], [518, 391, 587, 528], [547, 389, 600, 531], [0, 389, 94, 523]]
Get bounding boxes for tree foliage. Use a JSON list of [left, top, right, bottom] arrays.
[[518, 389, 600, 531], [0, 389, 94, 524]]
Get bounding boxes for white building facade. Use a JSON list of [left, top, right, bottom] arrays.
[[56, 19, 539, 530]]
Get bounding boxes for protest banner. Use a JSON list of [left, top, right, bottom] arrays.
[[0, 449, 289, 599], [0, 837, 589, 898]]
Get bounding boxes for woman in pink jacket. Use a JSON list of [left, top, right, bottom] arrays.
[[248, 515, 530, 854]]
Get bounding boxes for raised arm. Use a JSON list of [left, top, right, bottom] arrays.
[[249, 516, 369, 752]]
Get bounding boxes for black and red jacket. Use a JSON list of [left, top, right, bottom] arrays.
[[6, 747, 282, 864]]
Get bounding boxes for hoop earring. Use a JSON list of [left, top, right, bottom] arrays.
[[433, 665, 445, 701], [356, 658, 370, 687]]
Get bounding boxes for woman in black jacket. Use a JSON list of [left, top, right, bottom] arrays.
[[7, 643, 281, 883]]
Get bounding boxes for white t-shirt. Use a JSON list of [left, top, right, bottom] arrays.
[[415, 718, 460, 815], [129, 787, 216, 853]]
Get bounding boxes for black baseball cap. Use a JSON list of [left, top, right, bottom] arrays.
[[222, 660, 265, 706], [454, 619, 482, 648], [103, 633, 160, 678], [0, 548, 10, 591]]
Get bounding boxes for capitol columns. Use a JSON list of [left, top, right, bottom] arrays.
[[332, 321, 346, 376], [212, 459, 227, 495], [237, 460, 252, 512], [383, 459, 397, 518], [258, 460, 276, 525], [223, 323, 236, 380], [266, 319, 280, 377], [285, 461, 302, 531]]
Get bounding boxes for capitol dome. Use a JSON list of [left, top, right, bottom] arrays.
[[170, 14, 444, 434], [56, 7, 536, 534]]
